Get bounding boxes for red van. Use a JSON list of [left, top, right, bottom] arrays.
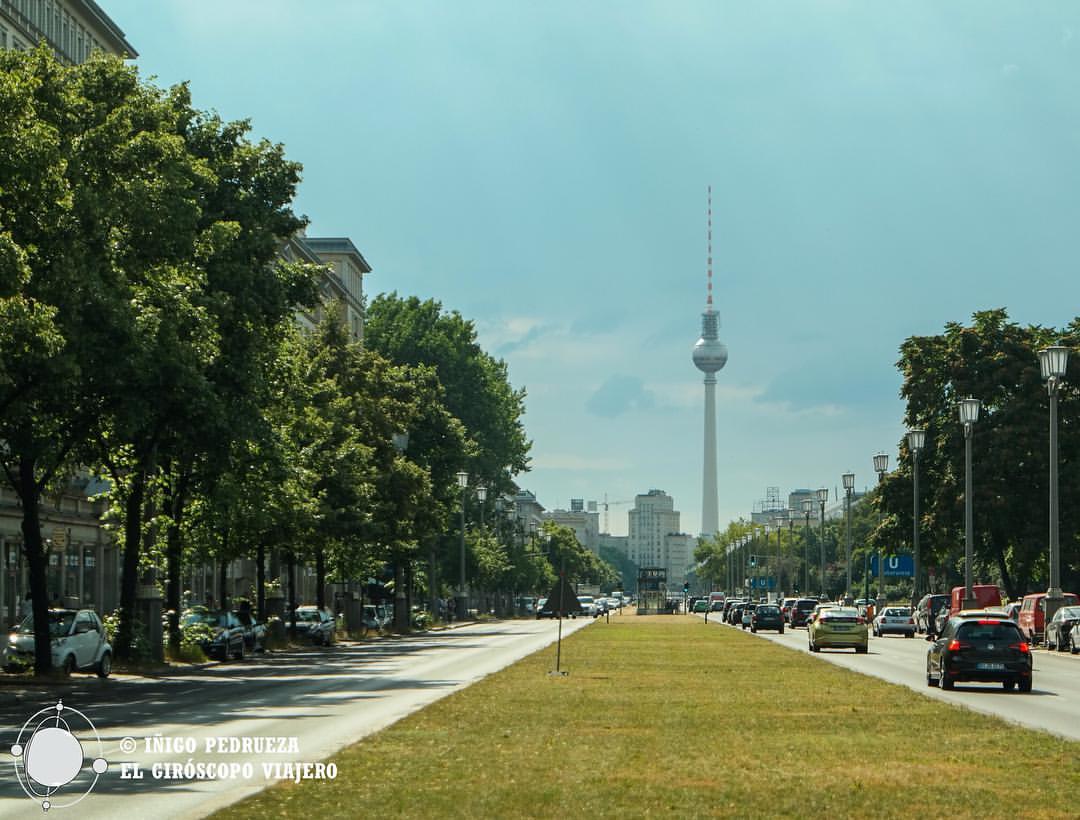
[[949, 585, 1003, 615], [1018, 592, 1080, 642]]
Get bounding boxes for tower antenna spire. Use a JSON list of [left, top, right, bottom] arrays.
[[707, 185, 713, 309]]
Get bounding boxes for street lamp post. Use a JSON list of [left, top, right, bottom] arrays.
[[959, 397, 981, 609], [817, 488, 828, 598], [392, 431, 410, 633], [1040, 345, 1070, 625], [907, 429, 926, 610], [873, 453, 889, 608], [790, 514, 799, 596], [802, 500, 813, 595], [477, 484, 487, 529], [455, 470, 469, 622], [842, 472, 855, 605]]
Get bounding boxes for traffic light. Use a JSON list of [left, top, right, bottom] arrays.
[[749, 554, 757, 567], [683, 581, 690, 594]]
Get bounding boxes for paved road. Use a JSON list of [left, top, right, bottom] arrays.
[[703, 613, 1080, 741], [0, 618, 591, 818]]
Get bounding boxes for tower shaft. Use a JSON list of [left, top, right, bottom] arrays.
[[702, 373, 719, 537]]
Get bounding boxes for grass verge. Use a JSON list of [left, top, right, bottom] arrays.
[[214, 615, 1080, 819]]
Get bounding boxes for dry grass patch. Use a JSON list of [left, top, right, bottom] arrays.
[[215, 615, 1080, 819]]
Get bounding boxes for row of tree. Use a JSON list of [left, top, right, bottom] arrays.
[[696, 309, 1079, 602], [1, 48, 598, 673]]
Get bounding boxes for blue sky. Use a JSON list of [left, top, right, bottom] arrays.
[[105, 1, 1080, 536]]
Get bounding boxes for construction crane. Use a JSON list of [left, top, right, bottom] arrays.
[[600, 493, 635, 534]]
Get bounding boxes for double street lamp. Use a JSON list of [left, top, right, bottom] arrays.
[[817, 488, 828, 598], [907, 428, 926, 609], [959, 397, 981, 609], [873, 453, 889, 605], [801, 499, 813, 595], [1040, 344, 1070, 624], [842, 472, 855, 604]]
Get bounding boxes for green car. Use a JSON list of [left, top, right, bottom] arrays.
[[808, 607, 868, 653], [692, 599, 710, 613]]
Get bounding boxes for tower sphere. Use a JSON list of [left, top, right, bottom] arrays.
[[693, 336, 728, 373]]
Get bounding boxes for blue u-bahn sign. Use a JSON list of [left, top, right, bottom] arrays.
[[870, 554, 914, 577]]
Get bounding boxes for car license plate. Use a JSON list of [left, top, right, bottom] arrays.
[[976, 662, 1005, 670], [830, 625, 850, 631]]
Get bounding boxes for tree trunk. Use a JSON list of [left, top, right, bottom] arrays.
[[256, 541, 266, 622], [315, 546, 325, 610], [286, 550, 297, 639], [394, 557, 408, 632], [18, 456, 51, 674], [994, 539, 1016, 600], [164, 469, 189, 654], [116, 467, 147, 661], [219, 558, 228, 611]]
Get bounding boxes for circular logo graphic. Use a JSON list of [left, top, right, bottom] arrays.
[[10, 700, 109, 812]]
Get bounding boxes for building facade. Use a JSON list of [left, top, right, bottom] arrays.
[[545, 499, 600, 554], [627, 489, 695, 583], [0, 0, 136, 62]]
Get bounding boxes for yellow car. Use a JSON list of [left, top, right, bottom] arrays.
[[808, 607, 868, 653]]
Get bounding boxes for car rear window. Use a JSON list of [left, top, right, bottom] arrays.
[[884, 608, 911, 617], [956, 622, 1022, 641], [756, 606, 780, 616]]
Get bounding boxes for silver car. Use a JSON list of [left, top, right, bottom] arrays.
[[872, 606, 916, 638], [288, 606, 336, 645], [3, 609, 112, 677]]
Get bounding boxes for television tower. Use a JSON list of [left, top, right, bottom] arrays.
[[691, 186, 727, 537]]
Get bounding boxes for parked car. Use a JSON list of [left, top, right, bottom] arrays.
[[182, 608, 247, 660], [926, 614, 1032, 692], [915, 594, 949, 634], [789, 598, 819, 628], [808, 607, 868, 653], [1018, 592, 1080, 643], [1003, 602, 1021, 621], [751, 604, 784, 634], [232, 609, 267, 654], [3, 609, 112, 677], [286, 606, 336, 645], [1045, 605, 1080, 652], [873, 606, 916, 638]]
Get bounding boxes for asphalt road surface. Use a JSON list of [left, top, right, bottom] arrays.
[[0, 618, 592, 819], [704, 613, 1080, 741]]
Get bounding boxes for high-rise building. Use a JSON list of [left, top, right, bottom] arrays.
[[0, 0, 136, 62], [628, 489, 695, 582], [691, 187, 727, 537], [545, 501, 600, 554]]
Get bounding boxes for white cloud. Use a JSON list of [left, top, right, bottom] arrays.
[[1001, 64, 1021, 77]]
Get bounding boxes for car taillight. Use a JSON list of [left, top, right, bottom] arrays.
[[1009, 642, 1030, 653], [907, 618, 915, 624], [856, 617, 865, 625], [947, 639, 971, 652]]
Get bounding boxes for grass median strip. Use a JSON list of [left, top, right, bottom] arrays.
[[215, 615, 1079, 819]]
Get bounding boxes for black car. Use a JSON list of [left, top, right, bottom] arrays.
[[1045, 605, 1080, 652], [926, 616, 1032, 692], [915, 594, 949, 634], [789, 598, 819, 628], [181, 608, 246, 660], [751, 604, 784, 634]]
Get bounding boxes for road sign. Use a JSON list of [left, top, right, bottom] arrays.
[[870, 554, 914, 577], [51, 527, 67, 549]]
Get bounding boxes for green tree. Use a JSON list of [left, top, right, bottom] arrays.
[[877, 310, 1080, 599]]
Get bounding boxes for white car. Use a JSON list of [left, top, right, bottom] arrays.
[[872, 606, 916, 638], [576, 596, 598, 617], [3, 608, 112, 676]]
